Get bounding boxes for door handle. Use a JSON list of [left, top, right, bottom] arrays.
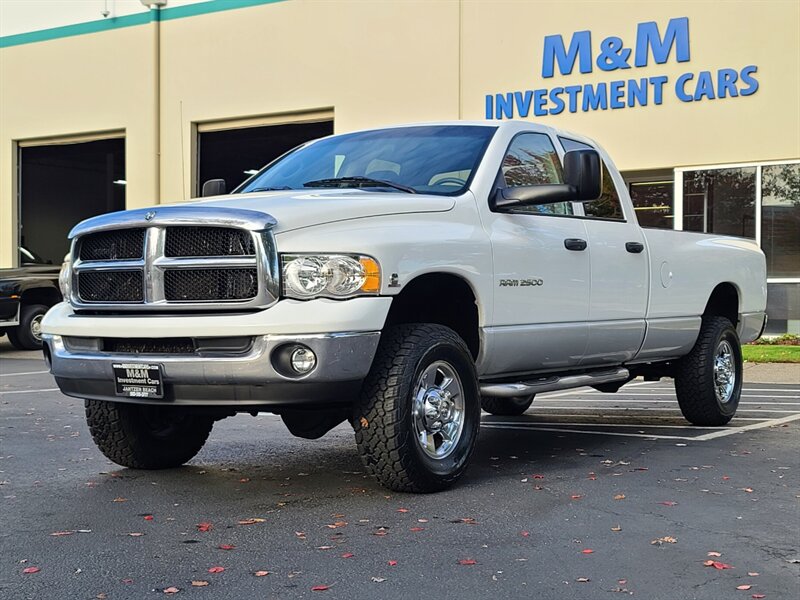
[[625, 241, 645, 254], [564, 238, 587, 251]]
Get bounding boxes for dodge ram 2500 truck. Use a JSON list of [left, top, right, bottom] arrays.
[[42, 121, 767, 493]]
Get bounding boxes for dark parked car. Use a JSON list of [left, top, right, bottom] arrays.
[[0, 248, 62, 350]]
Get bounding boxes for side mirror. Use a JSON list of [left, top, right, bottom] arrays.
[[564, 149, 601, 201], [201, 178, 226, 197], [492, 149, 602, 210]]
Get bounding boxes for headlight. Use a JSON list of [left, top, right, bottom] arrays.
[[58, 253, 72, 298], [281, 254, 380, 299]]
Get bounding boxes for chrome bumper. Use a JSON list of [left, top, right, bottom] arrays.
[[43, 331, 380, 407]]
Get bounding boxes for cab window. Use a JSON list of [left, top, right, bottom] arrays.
[[559, 137, 625, 221], [499, 133, 572, 215]]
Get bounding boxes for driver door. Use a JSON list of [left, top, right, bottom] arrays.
[[482, 132, 590, 376]]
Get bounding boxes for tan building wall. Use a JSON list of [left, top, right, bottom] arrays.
[[1, 0, 798, 267]]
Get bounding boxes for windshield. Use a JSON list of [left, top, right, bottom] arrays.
[[235, 125, 497, 196]]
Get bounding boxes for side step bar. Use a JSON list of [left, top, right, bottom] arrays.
[[479, 367, 630, 398]]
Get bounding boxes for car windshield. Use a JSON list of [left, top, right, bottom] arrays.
[[235, 125, 497, 196]]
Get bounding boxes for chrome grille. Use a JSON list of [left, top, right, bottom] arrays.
[[165, 226, 255, 257], [79, 229, 145, 261], [164, 268, 258, 301], [77, 271, 144, 302], [68, 207, 279, 312]]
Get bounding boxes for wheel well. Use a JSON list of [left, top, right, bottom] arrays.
[[21, 286, 61, 308], [703, 283, 738, 326], [384, 273, 480, 359]]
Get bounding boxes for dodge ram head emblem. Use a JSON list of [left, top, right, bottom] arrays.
[[144, 211, 156, 221]]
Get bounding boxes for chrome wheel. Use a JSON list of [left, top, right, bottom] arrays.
[[412, 360, 464, 460], [30, 314, 44, 341], [714, 340, 736, 404]]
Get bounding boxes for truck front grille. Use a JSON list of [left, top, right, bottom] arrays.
[[164, 268, 258, 301], [77, 271, 144, 302], [79, 229, 145, 261], [165, 226, 255, 257], [70, 214, 279, 311]]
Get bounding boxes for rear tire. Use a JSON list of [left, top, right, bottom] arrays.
[[481, 395, 535, 416], [7, 304, 48, 350], [85, 400, 214, 469], [353, 324, 480, 493], [674, 316, 742, 426]]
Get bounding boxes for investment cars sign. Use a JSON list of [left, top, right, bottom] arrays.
[[485, 17, 759, 119]]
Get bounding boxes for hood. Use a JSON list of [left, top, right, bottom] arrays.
[[193, 189, 456, 232]]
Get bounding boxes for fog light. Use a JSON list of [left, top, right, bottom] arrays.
[[290, 346, 317, 374]]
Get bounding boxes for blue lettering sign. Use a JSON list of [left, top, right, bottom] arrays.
[[634, 17, 690, 67], [542, 30, 592, 78]]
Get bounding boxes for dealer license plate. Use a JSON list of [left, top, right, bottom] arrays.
[[112, 363, 164, 399]]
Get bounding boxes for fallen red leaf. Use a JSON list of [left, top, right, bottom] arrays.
[[658, 501, 678, 506], [571, 495, 583, 500], [239, 478, 250, 483], [396, 508, 409, 513], [736, 585, 752, 590], [722, 476, 730, 480], [254, 571, 270, 577], [311, 585, 331, 591], [121, 579, 133, 584], [22, 567, 40, 574], [218, 544, 235, 551], [207, 566, 225, 574], [143, 515, 154, 521], [703, 561, 734, 570], [532, 474, 545, 479], [409, 527, 424, 532], [388, 560, 398, 566], [581, 549, 594, 554], [340, 553, 354, 558], [751, 595, 766, 599], [197, 522, 213, 532], [163, 587, 180, 595], [521, 531, 530, 537], [614, 494, 626, 500], [458, 559, 477, 565]]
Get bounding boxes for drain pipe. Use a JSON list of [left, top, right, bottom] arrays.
[[141, 1, 166, 204]]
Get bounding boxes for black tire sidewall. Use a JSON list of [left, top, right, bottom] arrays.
[[404, 340, 480, 479], [9, 304, 48, 350]]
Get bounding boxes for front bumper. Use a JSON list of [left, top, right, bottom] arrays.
[[43, 331, 381, 407]]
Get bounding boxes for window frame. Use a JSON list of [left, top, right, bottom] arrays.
[[491, 131, 581, 219], [675, 159, 800, 284]]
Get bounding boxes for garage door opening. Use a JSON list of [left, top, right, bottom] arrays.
[[197, 120, 334, 196], [19, 138, 125, 265]]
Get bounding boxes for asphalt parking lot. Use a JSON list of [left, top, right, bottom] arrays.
[[1, 342, 798, 600]]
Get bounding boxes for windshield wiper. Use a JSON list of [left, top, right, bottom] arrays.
[[244, 186, 293, 193], [303, 176, 417, 194]]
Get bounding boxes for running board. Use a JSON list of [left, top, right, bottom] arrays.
[[479, 367, 630, 398]]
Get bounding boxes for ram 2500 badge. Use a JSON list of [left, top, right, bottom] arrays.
[[42, 122, 767, 492]]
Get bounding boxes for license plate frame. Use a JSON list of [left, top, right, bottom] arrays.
[[112, 363, 164, 399]]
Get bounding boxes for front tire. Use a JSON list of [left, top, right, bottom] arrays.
[[353, 324, 480, 493], [481, 395, 535, 416], [85, 400, 214, 469], [8, 304, 48, 350], [674, 316, 742, 426]]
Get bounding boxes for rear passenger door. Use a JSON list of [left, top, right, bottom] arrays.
[[483, 132, 591, 376], [559, 137, 648, 366]]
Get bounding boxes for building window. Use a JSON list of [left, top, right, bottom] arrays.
[[683, 168, 756, 238], [629, 181, 674, 229], [761, 163, 800, 278]]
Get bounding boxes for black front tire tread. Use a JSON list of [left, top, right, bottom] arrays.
[[674, 316, 741, 426], [85, 400, 213, 469], [354, 323, 479, 493]]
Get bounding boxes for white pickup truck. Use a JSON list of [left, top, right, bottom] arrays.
[[42, 121, 767, 493]]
